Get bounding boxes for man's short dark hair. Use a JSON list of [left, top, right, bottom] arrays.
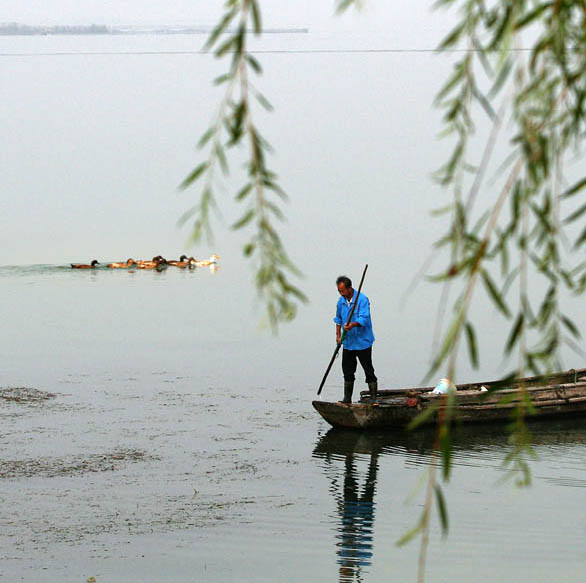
[[336, 275, 352, 288]]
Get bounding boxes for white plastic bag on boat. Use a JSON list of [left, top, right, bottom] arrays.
[[432, 378, 450, 394]]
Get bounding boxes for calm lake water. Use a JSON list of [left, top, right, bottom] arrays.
[[1, 28, 586, 583], [1, 264, 586, 583]]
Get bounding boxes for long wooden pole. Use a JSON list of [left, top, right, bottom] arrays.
[[317, 264, 368, 396]]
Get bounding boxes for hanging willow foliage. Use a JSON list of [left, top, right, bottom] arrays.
[[401, 2, 586, 581], [188, 1, 585, 579], [180, 0, 306, 331]]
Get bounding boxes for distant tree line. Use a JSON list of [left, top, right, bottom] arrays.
[[0, 22, 307, 36], [0, 22, 110, 35]]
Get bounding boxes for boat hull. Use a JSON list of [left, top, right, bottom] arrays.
[[312, 400, 421, 429], [313, 368, 586, 429]]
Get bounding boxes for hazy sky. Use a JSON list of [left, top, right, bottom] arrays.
[[0, 0, 457, 268], [0, 1, 583, 377], [0, 1, 303, 26]]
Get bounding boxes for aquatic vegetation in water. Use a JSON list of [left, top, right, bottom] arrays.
[[0, 449, 152, 479], [0, 387, 56, 402]]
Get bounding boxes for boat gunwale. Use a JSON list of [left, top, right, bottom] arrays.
[[358, 367, 586, 400]]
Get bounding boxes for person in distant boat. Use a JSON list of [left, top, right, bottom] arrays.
[[334, 275, 377, 404]]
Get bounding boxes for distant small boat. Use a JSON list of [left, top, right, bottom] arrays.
[[312, 368, 586, 429], [71, 259, 99, 269]]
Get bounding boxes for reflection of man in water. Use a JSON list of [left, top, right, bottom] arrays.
[[334, 453, 379, 582]]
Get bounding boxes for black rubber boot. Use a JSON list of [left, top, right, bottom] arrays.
[[368, 381, 378, 403], [340, 380, 354, 404]]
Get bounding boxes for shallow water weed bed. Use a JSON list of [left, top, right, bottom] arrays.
[[0, 387, 57, 403], [0, 449, 151, 479]]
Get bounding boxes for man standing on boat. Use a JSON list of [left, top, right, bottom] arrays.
[[334, 275, 377, 404]]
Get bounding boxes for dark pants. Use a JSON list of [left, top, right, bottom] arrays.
[[342, 346, 377, 383]]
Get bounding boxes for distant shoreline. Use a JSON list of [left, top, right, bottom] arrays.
[[0, 23, 309, 36]]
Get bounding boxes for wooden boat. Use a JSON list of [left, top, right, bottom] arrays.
[[312, 368, 586, 429]]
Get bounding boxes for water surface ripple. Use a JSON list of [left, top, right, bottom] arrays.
[[2, 270, 586, 582]]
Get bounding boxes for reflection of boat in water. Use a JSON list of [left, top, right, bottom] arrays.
[[313, 415, 586, 582], [313, 416, 586, 460], [313, 368, 586, 429]]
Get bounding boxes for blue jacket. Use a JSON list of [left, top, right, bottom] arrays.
[[334, 291, 375, 350]]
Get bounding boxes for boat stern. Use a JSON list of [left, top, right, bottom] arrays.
[[312, 400, 405, 429]]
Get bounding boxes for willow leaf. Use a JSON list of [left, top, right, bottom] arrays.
[[263, 200, 285, 220], [439, 423, 452, 480], [215, 35, 237, 58], [435, 484, 449, 536], [489, 57, 513, 98], [336, 0, 358, 14], [214, 73, 231, 87], [284, 285, 308, 302], [198, 127, 215, 148], [563, 202, 586, 224], [515, 2, 554, 31], [437, 21, 466, 51], [250, 0, 262, 34], [506, 313, 524, 354], [465, 322, 479, 368], [396, 514, 426, 547], [529, 35, 551, 73], [561, 315, 580, 339], [561, 176, 586, 199], [246, 53, 262, 74], [204, 9, 237, 50], [472, 84, 496, 120], [436, 63, 465, 103], [563, 336, 585, 357], [574, 225, 586, 249], [243, 241, 256, 257], [232, 209, 255, 230], [501, 266, 520, 298], [235, 183, 253, 201], [263, 180, 287, 199], [481, 269, 511, 317], [180, 162, 208, 190], [431, 203, 455, 217], [488, 5, 513, 51], [433, 307, 466, 371], [216, 145, 229, 175], [254, 91, 274, 111], [408, 401, 440, 430]]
